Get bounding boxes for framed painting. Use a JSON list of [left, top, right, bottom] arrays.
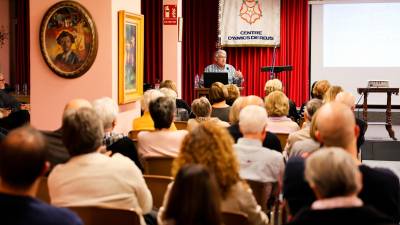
[[118, 11, 144, 104], [40, 1, 98, 78]]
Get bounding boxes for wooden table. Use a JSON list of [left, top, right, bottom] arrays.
[[357, 87, 399, 140]]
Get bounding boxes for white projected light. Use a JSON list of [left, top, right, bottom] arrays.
[[323, 3, 400, 67]]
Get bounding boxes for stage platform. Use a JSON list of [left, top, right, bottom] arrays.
[[361, 124, 400, 178]]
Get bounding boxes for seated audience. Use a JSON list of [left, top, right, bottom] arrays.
[[160, 88, 188, 121], [209, 82, 231, 122], [225, 83, 240, 106], [299, 81, 318, 117], [335, 91, 367, 150], [160, 164, 222, 225], [228, 95, 282, 152], [187, 97, 229, 131], [264, 79, 299, 122], [92, 97, 143, 171], [285, 99, 323, 155], [289, 113, 321, 157], [159, 122, 269, 225], [0, 126, 82, 225], [265, 91, 300, 134], [283, 102, 400, 222], [138, 97, 188, 158], [234, 105, 284, 183], [312, 80, 331, 100], [133, 89, 177, 131], [323, 85, 343, 103], [48, 108, 152, 225], [41, 98, 92, 171], [160, 80, 192, 116], [287, 148, 394, 225]]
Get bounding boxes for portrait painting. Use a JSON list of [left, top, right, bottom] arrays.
[[40, 1, 98, 78], [118, 11, 144, 104]]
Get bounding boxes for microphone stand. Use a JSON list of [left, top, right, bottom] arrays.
[[270, 43, 278, 80]]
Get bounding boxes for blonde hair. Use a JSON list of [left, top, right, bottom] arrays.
[[191, 97, 212, 117], [225, 84, 240, 106], [305, 147, 361, 198], [323, 86, 343, 103], [265, 91, 289, 117], [264, 79, 283, 96], [312, 80, 331, 100], [160, 80, 178, 94], [229, 95, 264, 123], [172, 122, 240, 199]]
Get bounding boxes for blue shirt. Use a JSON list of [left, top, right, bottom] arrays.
[[0, 193, 83, 225], [204, 63, 242, 85]]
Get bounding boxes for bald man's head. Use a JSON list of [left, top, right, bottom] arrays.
[[315, 102, 359, 152], [335, 92, 356, 110], [0, 126, 47, 189], [62, 98, 92, 119]]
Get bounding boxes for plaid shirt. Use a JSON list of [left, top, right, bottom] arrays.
[[103, 132, 124, 147]]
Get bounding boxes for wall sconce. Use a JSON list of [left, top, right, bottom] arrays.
[[0, 25, 9, 48]]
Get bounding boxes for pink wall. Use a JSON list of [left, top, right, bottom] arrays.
[[30, 0, 141, 133], [0, 0, 10, 83]]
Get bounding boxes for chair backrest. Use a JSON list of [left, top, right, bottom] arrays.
[[276, 133, 289, 151], [144, 156, 174, 176], [174, 121, 188, 130], [68, 206, 140, 225], [222, 212, 249, 225], [143, 175, 173, 209], [36, 176, 50, 203]]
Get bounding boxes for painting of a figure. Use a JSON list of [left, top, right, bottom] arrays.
[[40, 1, 98, 78], [118, 11, 144, 104], [125, 23, 136, 91]]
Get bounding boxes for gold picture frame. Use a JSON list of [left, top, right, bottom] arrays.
[[118, 11, 144, 104], [40, 1, 98, 78]]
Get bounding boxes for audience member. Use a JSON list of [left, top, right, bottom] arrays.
[[160, 80, 192, 116], [133, 89, 177, 131], [208, 82, 231, 122], [0, 126, 83, 225], [265, 91, 300, 134], [41, 98, 92, 172], [335, 91, 367, 150], [299, 81, 318, 117], [160, 164, 222, 225], [283, 102, 400, 222], [285, 99, 323, 155], [264, 79, 299, 122], [48, 108, 152, 225], [234, 105, 284, 183], [287, 148, 394, 225], [160, 88, 188, 121], [187, 97, 229, 131], [228, 95, 282, 152], [138, 97, 188, 158], [323, 85, 343, 103], [92, 97, 143, 171], [225, 84, 240, 106], [289, 112, 321, 157], [311, 80, 331, 100], [159, 122, 269, 225]]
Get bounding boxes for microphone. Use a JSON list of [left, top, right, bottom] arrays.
[[226, 66, 229, 71]]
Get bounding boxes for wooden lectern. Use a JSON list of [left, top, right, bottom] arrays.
[[357, 87, 399, 140]]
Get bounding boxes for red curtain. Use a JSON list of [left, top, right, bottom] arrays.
[[14, 0, 30, 92], [141, 0, 163, 86], [182, 0, 309, 105]]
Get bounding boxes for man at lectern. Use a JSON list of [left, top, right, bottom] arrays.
[[204, 49, 243, 86]]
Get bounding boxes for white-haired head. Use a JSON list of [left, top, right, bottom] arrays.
[[92, 97, 119, 131], [142, 89, 165, 112], [160, 87, 177, 100], [239, 105, 268, 134]]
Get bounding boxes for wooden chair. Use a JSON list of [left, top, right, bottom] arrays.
[[68, 206, 140, 225], [36, 176, 50, 203], [222, 212, 249, 225], [144, 156, 174, 176], [245, 180, 279, 212], [275, 133, 289, 151], [174, 121, 188, 130], [143, 175, 173, 209]]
